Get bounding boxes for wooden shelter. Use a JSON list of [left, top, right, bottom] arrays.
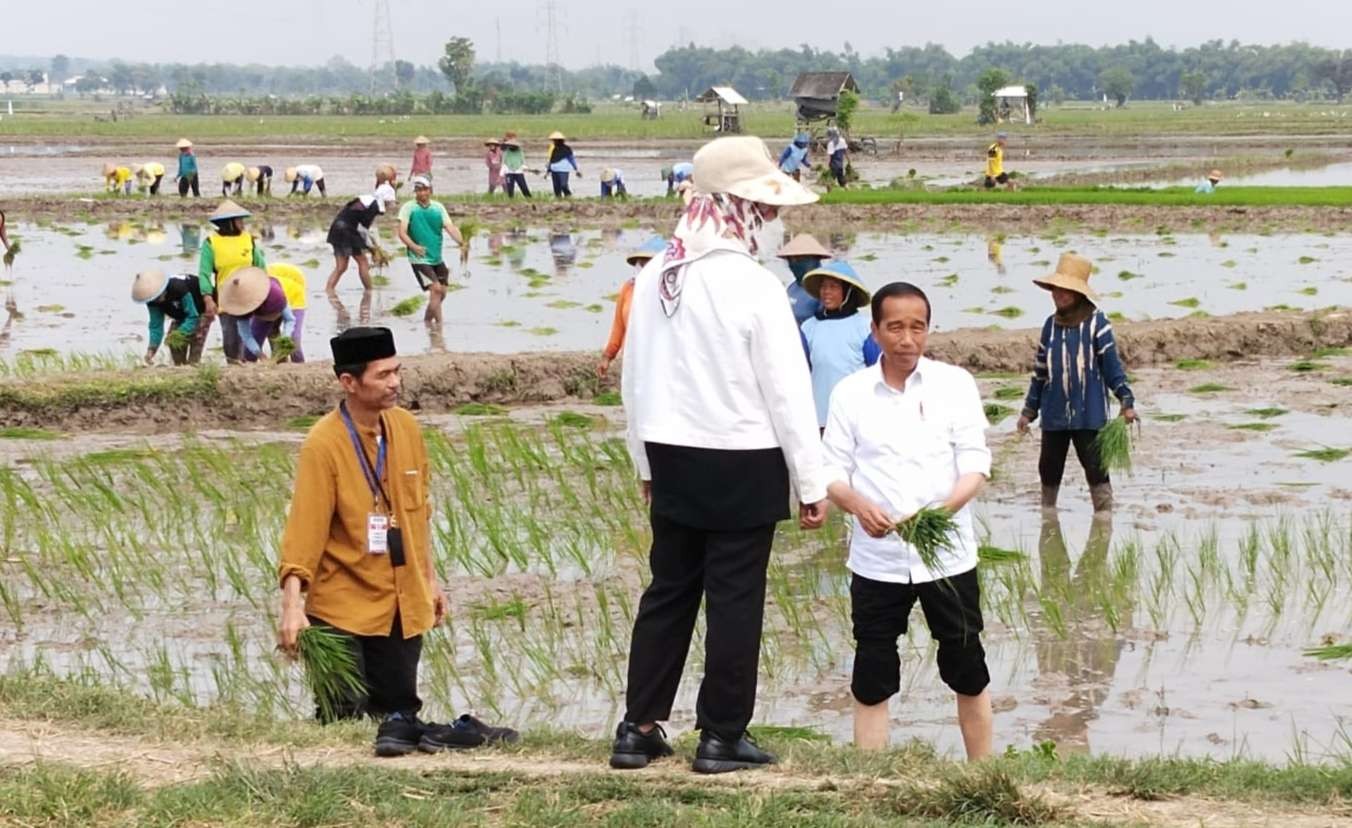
[[789, 72, 859, 124], [992, 85, 1032, 125], [695, 86, 747, 133]]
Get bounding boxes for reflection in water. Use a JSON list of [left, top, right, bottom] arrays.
[[1032, 513, 1127, 753], [179, 223, 201, 256], [987, 237, 1006, 275], [549, 230, 577, 278], [426, 321, 446, 353], [326, 290, 372, 333], [829, 232, 855, 255]]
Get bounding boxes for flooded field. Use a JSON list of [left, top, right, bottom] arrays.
[[1, 357, 1350, 761], [2, 218, 1350, 359]]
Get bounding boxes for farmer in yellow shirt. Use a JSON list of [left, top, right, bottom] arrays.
[[104, 163, 133, 195], [134, 162, 166, 196], [222, 162, 247, 197], [267, 262, 309, 362], [198, 199, 267, 363], [984, 132, 1013, 191]]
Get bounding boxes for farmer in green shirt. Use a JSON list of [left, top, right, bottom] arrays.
[[396, 176, 464, 327]]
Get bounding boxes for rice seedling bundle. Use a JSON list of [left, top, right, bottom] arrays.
[[389, 295, 426, 317], [1303, 642, 1352, 661], [895, 507, 959, 571], [271, 336, 297, 362], [3, 239, 21, 267], [297, 625, 365, 722], [165, 329, 191, 351], [1094, 418, 1133, 476]]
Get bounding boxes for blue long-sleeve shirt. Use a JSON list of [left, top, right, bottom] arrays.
[[147, 294, 200, 349], [1023, 310, 1135, 431], [786, 280, 821, 325], [801, 311, 881, 427], [778, 143, 810, 174], [177, 152, 198, 179]]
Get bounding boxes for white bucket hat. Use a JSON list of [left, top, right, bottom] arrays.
[[692, 136, 818, 207]]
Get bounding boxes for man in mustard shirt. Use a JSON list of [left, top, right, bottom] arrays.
[[277, 327, 517, 757]]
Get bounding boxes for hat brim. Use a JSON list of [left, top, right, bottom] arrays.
[[218, 269, 272, 316], [775, 236, 832, 259], [625, 252, 656, 266], [1033, 275, 1099, 304], [725, 172, 819, 207], [131, 271, 169, 303], [802, 271, 871, 308]]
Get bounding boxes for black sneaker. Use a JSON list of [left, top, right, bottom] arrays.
[[692, 731, 777, 774], [419, 714, 520, 752], [609, 721, 674, 770], [374, 712, 425, 757]]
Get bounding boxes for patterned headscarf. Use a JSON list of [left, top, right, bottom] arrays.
[[657, 193, 763, 317]]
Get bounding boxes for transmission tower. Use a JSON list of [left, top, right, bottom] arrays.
[[495, 17, 503, 63], [370, 0, 396, 94], [624, 11, 641, 73], [539, 0, 564, 93]]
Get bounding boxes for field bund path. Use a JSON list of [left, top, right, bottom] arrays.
[[0, 308, 1348, 431]]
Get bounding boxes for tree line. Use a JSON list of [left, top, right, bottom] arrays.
[[7, 39, 1350, 109]]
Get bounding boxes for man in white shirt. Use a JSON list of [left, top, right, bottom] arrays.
[[613, 136, 830, 775], [822, 281, 994, 760]]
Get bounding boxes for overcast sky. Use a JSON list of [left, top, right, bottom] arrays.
[[6, 0, 1348, 71]]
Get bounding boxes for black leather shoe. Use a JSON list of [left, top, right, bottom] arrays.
[[419, 714, 520, 752], [692, 731, 777, 774], [609, 721, 674, 769]]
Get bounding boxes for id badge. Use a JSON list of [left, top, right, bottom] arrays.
[[367, 513, 390, 555]]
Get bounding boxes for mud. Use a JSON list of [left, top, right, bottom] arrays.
[[1, 308, 1347, 431]]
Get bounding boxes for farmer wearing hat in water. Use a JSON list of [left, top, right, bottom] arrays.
[[104, 163, 133, 195], [597, 236, 666, 378], [286, 164, 327, 197], [799, 260, 880, 429], [1017, 253, 1137, 513], [1195, 168, 1223, 194], [277, 326, 519, 756], [483, 139, 503, 194], [777, 133, 813, 182], [411, 136, 433, 182], [599, 168, 627, 198], [545, 131, 581, 198], [248, 165, 274, 197], [175, 138, 200, 197], [217, 265, 301, 363], [221, 162, 247, 197], [396, 175, 464, 328], [134, 162, 166, 196], [500, 133, 532, 198], [984, 132, 1013, 190], [131, 269, 206, 365], [614, 136, 829, 774], [777, 234, 832, 325], [198, 199, 267, 363]]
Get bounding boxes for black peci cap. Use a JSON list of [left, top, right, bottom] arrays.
[[330, 327, 396, 364]]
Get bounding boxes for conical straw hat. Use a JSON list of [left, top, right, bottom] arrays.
[[218, 266, 272, 316], [1033, 252, 1100, 303], [776, 233, 832, 259], [802, 260, 871, 310], [246, 166, 262, 181], [131, 270, 169, 303], [209, 199, 251, 223], [176, 138, 193, 149]]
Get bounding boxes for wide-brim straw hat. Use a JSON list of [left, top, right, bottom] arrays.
[[484, 138, 501, 146], [284, 167, 299, 182], [414, 135, 430, 144], [218, 266, 272, 316], [132, 164, 144, 175], [102, 163, 116, 177], [692, 136, 818, 207], [600, 168, 617, 183], [548, 131, 566, 141], [176, 138, 193, 149], [1034, 252, 1100, 303], [246, 166, 262, 181], [1208, 169, 1224, 180], [131, 269, 169, 303], [626, 236, 667, 266], [209, 199, 251, 223], [802, 260, 871, 310], [776, 233, 832, 259]]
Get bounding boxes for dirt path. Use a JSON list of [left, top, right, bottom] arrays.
[[1, 308, 1348, 432], [0, 717, 1345, 827]]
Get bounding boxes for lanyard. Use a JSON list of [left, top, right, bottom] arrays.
[[339, 402, 390, 510]]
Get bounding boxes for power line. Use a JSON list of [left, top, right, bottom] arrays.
[[370, 0, 396, 94], [538, 0, 563, 93], [624, 11, 641, 73]]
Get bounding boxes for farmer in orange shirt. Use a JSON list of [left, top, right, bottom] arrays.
[[597, 237, 666, 378]]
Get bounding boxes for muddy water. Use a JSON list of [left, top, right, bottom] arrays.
[[2, 221, 1350, 359], [2, 361, 1351, 761], [1139, 161, 1352, 189]]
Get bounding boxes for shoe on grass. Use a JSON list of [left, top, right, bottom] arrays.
[[691, 730, 776, 775], [419, 713, 520, 752], [609, 721, 674, 770], [374, 712, 425, 757]]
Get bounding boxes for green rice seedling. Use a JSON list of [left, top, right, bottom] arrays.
[[1169, 297, 1201, 308], [978, 545, 1024, 564], [300, 258, 321, 268], [585, 304, 604, 313], [371, 275, 391, 287], [990, 285, 1013, 295], [296, 626, 365, 722], [528, 327, 559, 336], [1289, 360, 1328, 372], [454, 402, 507, 416], [984, 403, 1013, 423], [1117, 270, 1141, 281], [270, 336, 297, 362], [1228, 422, 1277, 432], [1298, 286, 1318, 296], [1312, 347, 1348, 358], [1175, 359, 1211, 370], [1266, 304, 1298, 312], [1303, 642, 1352, 661], [286, 415, 320, 430], [1295, 447, 1349, 462], [1297, 255, 1317, 264], [1332, 377, 1352, 387], [2, 238, 21, 268], [1094, 418, 1133, 475], [939, 274, 959, 287], [992, 386, 1024, 400], [1188, 383, 1231, 394], [1246, 407, 1287, 418], [990, 306, 1023, 319], [593, 391, 621, 406], [895, 507, 959, 572], [0, 427, 61, 440], [164, 329, 192, 352], [496, 320, 521, 328], [388, 295, 426, 317], [545, 300, 582, 310], [550, 411, 595, 429]]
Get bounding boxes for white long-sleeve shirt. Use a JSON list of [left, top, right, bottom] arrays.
[[821, 357, 991, 583], [621, 249, 828, 504]]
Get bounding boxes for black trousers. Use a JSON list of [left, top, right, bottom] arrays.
[[505, 173, 531, 198], [308, 612, 422, 722], [624, 512, 776, 739], [178, 173, 200, 197], [1039, 428, 1109, 488], [150, 175, 163, 195], [550, 171, 572, 197]]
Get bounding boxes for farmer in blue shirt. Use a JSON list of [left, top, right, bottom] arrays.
[[1017, 253, 1138, 513], [776, 234, 831, 324], [1194, 168, 1222, 194], [800, 260, 881, 428], [175, 138, 200, 198], [777, 133, 812, 181]]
